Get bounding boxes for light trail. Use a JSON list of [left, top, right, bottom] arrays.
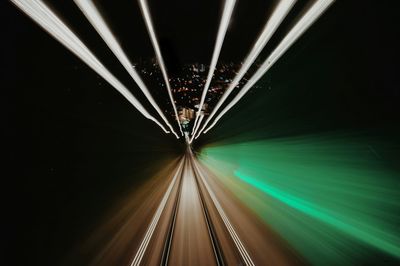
[[139, 0, 184, 136], [11, 0, 171, 134], [130, 158, 184, 266], [236, 170, 400, 258], [189, 114, 204, 144], [74, 0, 179, 139], [192, 0, 297, 139], [191, 0, 237, 135], [192, 157, 255, 266], [201, 0, 335, 135]]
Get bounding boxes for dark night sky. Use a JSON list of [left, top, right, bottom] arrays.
[[2, 1, 400, 265]]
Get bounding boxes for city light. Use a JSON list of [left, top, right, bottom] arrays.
[[74, 0, 180, 139], [139, 0, 184, 136], [191, 0, 237, 135], [202, 0, 335, 135], [193, 0, 297, 139], [139, 62, 247, 128], [11, 0, 171, 134]]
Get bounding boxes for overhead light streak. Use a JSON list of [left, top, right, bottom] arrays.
[[189, 114, 204, 144], [139, 0, 184, 136], [74, 0, 179, 138], [201, 0, 335, 136], [11, 0, 171, 134], [191, 0, 237, 135], [192, 0, 297, 139]]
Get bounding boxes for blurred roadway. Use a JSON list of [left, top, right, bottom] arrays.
[[127, 150, 304, 266]]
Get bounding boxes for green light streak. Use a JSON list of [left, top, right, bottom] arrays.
[[200, 134, 400, 264], [235, 170, 400, 258]]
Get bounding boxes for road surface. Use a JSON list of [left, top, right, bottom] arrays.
[[125, 150, 304, 266]]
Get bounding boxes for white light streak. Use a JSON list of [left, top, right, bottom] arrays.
[[189, 114, 204, 144], [202, 0, 335, 135], [191, 0, 237, 135], [11, 0, 171, 134], [193, 0, 297, 139], [74, 0, 179, 138], [139, 0, 184, 136]]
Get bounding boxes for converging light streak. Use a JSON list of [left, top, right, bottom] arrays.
[[191, 0, 237, 135], [139, 0, 184, 136], [189, 114, 204, 144], [74, 0, 179, 139], [202, 0, 335, 135], [193, 0, 297, 139], [11, 0, 170, 134]]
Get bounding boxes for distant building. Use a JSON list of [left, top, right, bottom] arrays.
[[178, 107, 195, 122]]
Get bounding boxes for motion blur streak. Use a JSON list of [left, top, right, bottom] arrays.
[[130, 158, 184, 266], [167, 153, 218, 265], [191, 0, 237, 135], [194, 0, 297, 139], [139, 0, 184, 136], [189, 114, 204, 144], [57, 157, 180, 266], [74, 0, 180, 139], [235, 170, 400, 258], [203, 0, 335, 134], [192, 159, 255, 266], [10, 0, 171, 134], [199, 135, 400, 264], [63, 151, 304, 265]]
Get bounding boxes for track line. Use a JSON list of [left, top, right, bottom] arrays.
[[130, 158, 184, 266], [189, 155, 225, 266], [192, 159, 255, 266], [160, 157, 185, 265]]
